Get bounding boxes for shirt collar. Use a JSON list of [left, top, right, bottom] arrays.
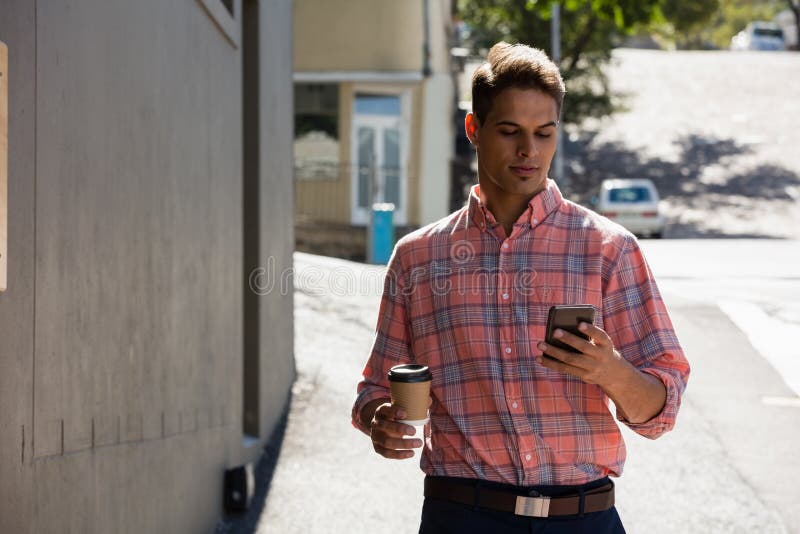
[[467, 179, 564, 231]]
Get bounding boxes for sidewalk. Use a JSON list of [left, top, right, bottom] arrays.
[[217, 253, 424, 534], [217, 251, 792, 534]]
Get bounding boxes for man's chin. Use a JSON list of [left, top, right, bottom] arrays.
[[511, 177, 547, 195]]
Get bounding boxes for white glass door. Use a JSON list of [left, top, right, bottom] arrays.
[[351, 94, 407, 225]]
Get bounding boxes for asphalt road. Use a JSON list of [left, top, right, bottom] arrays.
[[218, 241, 800, 534], [565, 49, 800, 239], [619, 239, 800, 533]]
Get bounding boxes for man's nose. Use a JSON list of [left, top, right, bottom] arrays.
[[517, 136, 539, 158]]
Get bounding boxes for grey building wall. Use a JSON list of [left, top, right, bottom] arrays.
[[0, 1, 294, 532]]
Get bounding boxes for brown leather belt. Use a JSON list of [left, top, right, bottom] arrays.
[[424, 477, 615, 518]]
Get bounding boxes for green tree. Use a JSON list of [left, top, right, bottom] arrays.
[[457, 0, 717, 123], [659, 0, 720, 48]]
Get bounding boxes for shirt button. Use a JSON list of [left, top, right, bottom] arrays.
[[502, 243, 510, 249], [512, 402, 518, 409], [525, 454, 532, 462], [502, 293, 509, 300], [504, 347, 512, 354], [532, 218, 538, 224]]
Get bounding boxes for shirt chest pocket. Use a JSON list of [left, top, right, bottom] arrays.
[[517, 274, 604, 338]]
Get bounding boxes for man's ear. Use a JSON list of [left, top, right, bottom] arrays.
[[465, 112, 480, 147]]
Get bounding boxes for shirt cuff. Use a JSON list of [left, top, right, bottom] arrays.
[[351, 386, 392, 434], [617, 367, 682, 439]]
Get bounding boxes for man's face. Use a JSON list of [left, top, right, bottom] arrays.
[[466, 88, 559, 200]]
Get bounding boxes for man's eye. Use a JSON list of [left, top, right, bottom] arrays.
[[499, 130, 517, 136], [536, 133, 552, 138]]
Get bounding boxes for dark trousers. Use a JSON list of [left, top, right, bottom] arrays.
[[418, 476, 626, 534]]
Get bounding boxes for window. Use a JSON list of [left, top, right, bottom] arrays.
[[609, 187, 652, 203], [294, 84, 340, 181], [754, 28, 783, 38], [350, 92, 407, 226]]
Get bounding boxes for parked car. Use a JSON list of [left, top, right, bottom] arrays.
[[589, 178, 666, 238], [730, 21, 785, 51]]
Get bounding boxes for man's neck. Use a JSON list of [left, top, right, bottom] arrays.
[[479, 182, 544, 237], [487, 198, 528, 237]]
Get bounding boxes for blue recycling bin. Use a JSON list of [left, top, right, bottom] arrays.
[[369, 203, 395, 265]]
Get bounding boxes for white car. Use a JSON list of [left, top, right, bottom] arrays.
[[730, 22, 785, 51], [589, 178, 666, 238]]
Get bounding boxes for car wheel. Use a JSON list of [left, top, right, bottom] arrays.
[[652, 231, 663, 239]]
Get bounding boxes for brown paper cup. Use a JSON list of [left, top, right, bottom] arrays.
[[388, 364, 432, 426], [390, 381, 431, 424]]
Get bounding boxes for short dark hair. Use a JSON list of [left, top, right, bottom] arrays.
[[471, 42, 566, 124]]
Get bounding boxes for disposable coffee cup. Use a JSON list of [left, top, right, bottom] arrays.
[[388, 364, 432, 426]]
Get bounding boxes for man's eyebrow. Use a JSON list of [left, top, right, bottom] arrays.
[[493, 120, 559, 129]]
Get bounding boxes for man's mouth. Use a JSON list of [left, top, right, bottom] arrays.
[[509, 165, 540, 177]]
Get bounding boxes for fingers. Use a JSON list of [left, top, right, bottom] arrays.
[[577, 322, 612, 347], [370, 428, 423, 459], [537, 341, 590, 372], [550, 327, 596, 355], [537, 351, 580, 377], [537, 322, 620, 384], [374, 402, 408, 423], [370, 403, 423, 460], [373, 443, 417, 460], [542, 322, 612, 357]]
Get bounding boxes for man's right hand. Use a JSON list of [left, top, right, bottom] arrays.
[[364, 400, 423, 460]]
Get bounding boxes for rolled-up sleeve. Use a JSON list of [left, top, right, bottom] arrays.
[[351, 246, 413, 434], [602, 236, 690, 439]]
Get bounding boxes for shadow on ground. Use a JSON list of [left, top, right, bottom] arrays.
[[562, 131, 800, 238], [214, 397, 292, 534]]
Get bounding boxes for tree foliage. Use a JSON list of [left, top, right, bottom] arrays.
[[457, 0, 718, 124], [649, 0, 787, 49]]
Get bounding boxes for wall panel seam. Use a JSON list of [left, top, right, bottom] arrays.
[[30, 0, 38, 468]]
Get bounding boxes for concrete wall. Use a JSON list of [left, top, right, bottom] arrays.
[[254, 0, 296, 442], [0, 2, 36, 531], [0, 0, 294, 532]]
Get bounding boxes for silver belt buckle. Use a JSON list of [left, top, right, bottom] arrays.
[[514, 495, 551, 517]]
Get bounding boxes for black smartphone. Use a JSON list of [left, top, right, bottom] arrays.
[[544, 305, 596, 355]]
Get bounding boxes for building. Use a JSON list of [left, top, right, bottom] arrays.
[[0, 0, 295, 532], [293, 0, 457, 259]]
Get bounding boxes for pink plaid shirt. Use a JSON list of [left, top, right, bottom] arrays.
[[352, 180, 690, 486]]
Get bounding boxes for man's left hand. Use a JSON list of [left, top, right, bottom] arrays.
[[537, 322, 632, 389]]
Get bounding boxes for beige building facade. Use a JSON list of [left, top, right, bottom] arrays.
[[0, 0, 295, 532], [293, 0, 456, 257]]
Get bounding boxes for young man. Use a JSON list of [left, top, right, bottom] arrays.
[[351, 42, 690, 533]]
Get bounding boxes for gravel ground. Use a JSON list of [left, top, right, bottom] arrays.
[[564, 48, 800, 239]]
